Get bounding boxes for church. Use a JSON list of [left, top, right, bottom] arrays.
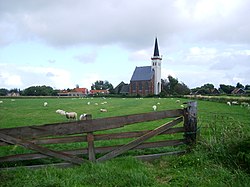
[[129, 38, 162, 96]]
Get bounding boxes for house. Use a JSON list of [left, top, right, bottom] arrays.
[[114, 82, 129, 95], [211, 88, 220, 95], [7, 92, 20, 97], [58, 87, 88, 97], [89, 89, 109, 95], [231, 88, 246, 95], [129, 38, 162, 96]]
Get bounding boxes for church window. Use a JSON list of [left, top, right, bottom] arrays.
[[145, 82, 149, 91], [139, 82, 142, 91], [132, 82, 136, 92]]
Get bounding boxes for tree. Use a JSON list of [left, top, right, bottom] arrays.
[[91, 80, 114, 91], [219, 84, 235, 94], [236, 82, 244, 89], [0, 88, 9, 96], [161, 76, 190, 95], [175, 82, 190, 95], [245, 85, 250, 90], [168, 75, 178, 93], [22, 85, 57, 96]]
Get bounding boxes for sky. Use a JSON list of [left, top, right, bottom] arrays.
[[0, 0, 250, 90]]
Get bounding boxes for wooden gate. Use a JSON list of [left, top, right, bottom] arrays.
[[0, 101, 197, 170]]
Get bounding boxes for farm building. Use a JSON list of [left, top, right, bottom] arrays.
[[89, 89, 109, 95], [58, 87, 88, 97], [231, 88, 246, 95]]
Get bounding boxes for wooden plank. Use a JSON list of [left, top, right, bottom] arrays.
[[0, 109, 183, 139], [0, 132, 86, 165], [0, 139, 186, 162], [1, 150, 187, 170], [0, 127, 185, 146], [135, 150, 187, 161], [97, 117, 183, 162], [0, 162, 74, 171], [87, 132, 96, 162]]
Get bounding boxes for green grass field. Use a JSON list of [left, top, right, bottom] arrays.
[[0, 97, 250, 187]]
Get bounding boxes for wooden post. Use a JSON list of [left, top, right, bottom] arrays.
[[85, 114, 96, 162], [184, 101, 197, 145]]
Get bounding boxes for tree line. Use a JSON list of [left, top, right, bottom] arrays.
[[0, 77, 249, 96]]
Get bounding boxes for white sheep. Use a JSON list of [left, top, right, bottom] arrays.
[[241, 102, 250, 107], [44, 102, 48, 107], [56, 109, 66, 115], [152, 105, 157, 111], [65, 112, 78, 120], [176, 100, 180, 103], [100, 108, 108, 112], [0, 101, 3, 104], [79, 113, 87, 120], [226, 101, 231, 106], [232, 101, 238, 105]]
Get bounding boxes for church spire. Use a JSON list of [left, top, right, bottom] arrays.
[[153, 37, 160, 57], [151, 37, 162, 95]]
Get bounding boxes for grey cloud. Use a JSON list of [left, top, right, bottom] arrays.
[[0, 0, 197, 49]]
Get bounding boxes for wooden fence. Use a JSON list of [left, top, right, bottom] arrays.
[[0, 101, 197, 170]]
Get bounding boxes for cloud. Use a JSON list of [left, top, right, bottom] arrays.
[[0, 0, 250, 89], [18, 66, 73, 89], [1, 0, 249, 49], [0, 63, 74, 89], [128, 49, 151, 61], [0, 72, 23, 88]]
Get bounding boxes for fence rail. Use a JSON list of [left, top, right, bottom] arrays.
[[0, 101, 197, 170]]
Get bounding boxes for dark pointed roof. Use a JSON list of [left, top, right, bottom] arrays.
[[153, 37, 160, 57], [130, 66, 154, 81]]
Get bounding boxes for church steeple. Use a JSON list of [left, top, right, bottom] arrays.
[[153, 37, 160, 57], [151, 37, 162, 95], [151, 37, 162, 60]]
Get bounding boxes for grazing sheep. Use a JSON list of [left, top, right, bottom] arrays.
[[56, 109, 66, 115], [65, 112, 78, 120], [176, 100, 180, 103], [226, 101, 231, 106], [100, 108, 108, 112], [241, 102, 250, 107], [87, 102, 91, 105], [44, 102, 48, 107], [0, 101, 3, 104], [232, 101, 238, 105], [79, 113, 88, 120], [180, 105, 185, 108], [152, 105, 157, 111]]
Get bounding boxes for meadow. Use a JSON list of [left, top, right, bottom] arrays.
[[0, 97, 250, 187]]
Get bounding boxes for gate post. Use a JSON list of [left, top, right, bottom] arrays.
[[184, 101, 197, 145], [85, 114, 96, 162]]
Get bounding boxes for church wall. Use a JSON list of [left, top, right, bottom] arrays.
[[129, 78, 154, 96]]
